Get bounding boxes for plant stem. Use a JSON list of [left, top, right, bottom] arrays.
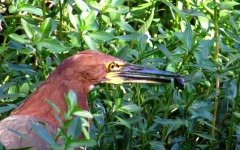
[[227, 74, 240, 149], [162, 88, 172, 141], [210, 0, 219, 149], [58, 0, 63, 40], [42, 0, 46, 20]]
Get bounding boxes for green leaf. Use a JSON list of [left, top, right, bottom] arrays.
[[105, 6, 129, 13], [116, 116, 131, 129], [226, 54, 240, 68], [68, 139, 96, 147], [74, 0, 90, 11], [132, 2, 152, 11], [120, 104, 142, 112], [68, 6, 80, 31], [0, 46, 6, 53], [117, 45, 129, 59], [39, 18, 53, 40], [20, 82, 29, 95], [9, 5, 17, 13], [68, 32, 81, 47], [21, 19, 33, 39], [88, 31, 114, 41], [158, 44, 172, 61], [6, 64, 37, 76], [194, 133, 216, 141], [67, 117, 82, 139], [84, 11, 96, 27], [31, 123, 58, 147], [184, 25, 193, 50], [116, 33, 140, 41], [83, 35, 96, 50], [115, 21, 135, 33], [46, 99, 61, 113], [149, 141, 165, 150], [183, 9, 205, 17], [191, 64, 216, 71], [138, 7, 154, 33], [198, 119, 219, 132], [8, 128, 35, 145], [161, 1, 187, 21], [38, 39, 70, 53], [0, 105, 16, 113], [18, 5, 43, 16], [67, 90, 78, 111], [89, 1, 102, 11], [101, 15, 111, 24], [73, 110, 93, 118], [154, 118, 176, 125], [219, 1, 240, 9], [0, 94, 25, 100], [233, 112, 240, 119], [9, 33, 30, 44], [81, 122, 90, 139], [110, 0, 124, 7]]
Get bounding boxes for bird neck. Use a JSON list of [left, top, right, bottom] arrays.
[[11, 72, 90, 127]]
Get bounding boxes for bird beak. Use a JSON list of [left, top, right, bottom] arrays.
[[104, 62, 185, 90]]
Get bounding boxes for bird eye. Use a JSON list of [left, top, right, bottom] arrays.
[[108, 61, 122, 71], [109, 62, 115, 70]]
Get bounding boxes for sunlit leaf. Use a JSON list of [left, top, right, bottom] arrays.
[[38, 39, 71, 53], [21, 19, 33, 39], [110, 0, 124, 7], [18, 5, 43, 16], [39, 18, 53, 40], [83, 35, 96, 50], [219, 1, 240, 9], [138, 7, 154, 33], [120, 104, 142, 112], [9, 5, 17, 13], [88, 31, 114, 41], [68, 139, 96, 147], [20, 82, 29, 95], [116, 33, 140, 41], [9, 34, 30, 44], [116, 22, 135, 33], [73, 110, 93, 118], [131, 2, 152, 11], [105, 6, 129, 13], [74, 0, 90, 11]]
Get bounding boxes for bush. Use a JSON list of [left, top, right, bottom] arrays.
[[0, 0, 239, 149]]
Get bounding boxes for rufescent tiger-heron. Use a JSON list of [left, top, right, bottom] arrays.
[[0, 50, 184, 149]]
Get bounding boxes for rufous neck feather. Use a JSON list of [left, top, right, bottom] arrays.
[[11, 72, 90, 127]]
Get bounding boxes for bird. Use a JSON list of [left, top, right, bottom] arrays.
[[0, 50, 184, 149]]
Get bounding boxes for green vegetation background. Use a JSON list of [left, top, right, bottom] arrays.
[[0, 0, 240, 149]]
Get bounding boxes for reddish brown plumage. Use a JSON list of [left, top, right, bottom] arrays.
[[0, 50, 183, 149], [0, 50, 124, 149], [12, 50, 123, 127]]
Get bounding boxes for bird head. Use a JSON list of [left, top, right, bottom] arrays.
[[55, 50, 184, 90]]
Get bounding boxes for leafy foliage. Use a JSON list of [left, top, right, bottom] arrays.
[[0, 0, 240, 149]]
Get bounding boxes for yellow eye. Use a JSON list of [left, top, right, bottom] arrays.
[[107, 61, 124, 71], [109, 62, 115, 70]]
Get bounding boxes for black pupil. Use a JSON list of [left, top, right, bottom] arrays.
[[109, 62, 120, 70], [110, 63, 115, 69]]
